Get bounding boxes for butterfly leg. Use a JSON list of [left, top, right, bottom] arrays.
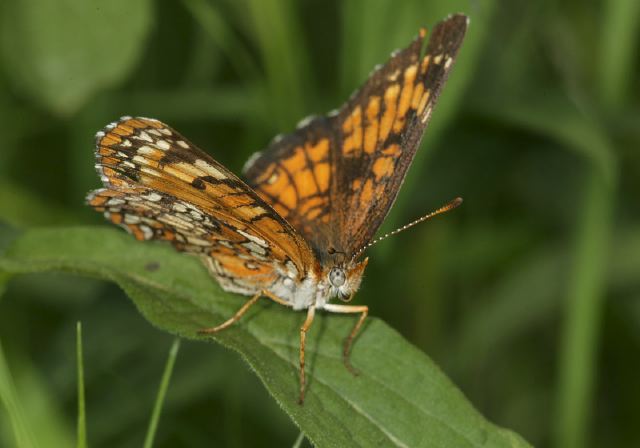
[[198, 290, 288, 334], [298, 305, 316, 405], [322, 304, 369, 376]]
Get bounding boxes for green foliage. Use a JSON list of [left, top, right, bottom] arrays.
[[0, 0, 153, 116], [0, 0, 639, 447], [1, 228, 529, 447]]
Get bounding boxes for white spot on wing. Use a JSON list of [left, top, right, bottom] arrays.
[[194, 159, 226, 179], [421, 106, 433, 123], [173, 203, 187, 212], [444, 57, 453, 69], [297, 115, 317, 129], [156, 140, 171, 150], [106, 198, 124, 206], [237, 229, 268, 248], [143, 192, 163, 202], [124, 214, 141, 224], [137, 145, 156, 156], [242, 241, 267, 256], [285, 260, 298, 277], [242, 151, 262, 173], [267, 172, 279, 185], [158, 214, 194, 230], [140, 225, 153, 240], [134, 131, 153, 143], [186, 236, 211, 246]]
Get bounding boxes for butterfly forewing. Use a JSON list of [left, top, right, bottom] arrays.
[[88, 117, 317, 291], [243, 14, 468, 258]]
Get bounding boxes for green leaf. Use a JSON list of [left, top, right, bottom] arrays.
[[0, 0, 153, 116], [0, 227, 530, 448]]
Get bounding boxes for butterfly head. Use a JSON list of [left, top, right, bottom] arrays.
[[326, 257, 369, 302]]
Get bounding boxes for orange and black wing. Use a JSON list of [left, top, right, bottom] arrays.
[[243, 14, 468, 259], [87, 117, 317, 293], [242, 117, 337, 258]]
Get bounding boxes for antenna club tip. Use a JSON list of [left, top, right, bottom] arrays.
[[452, 197, 463, 207]]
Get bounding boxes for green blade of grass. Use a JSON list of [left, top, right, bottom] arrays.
[[0, 340, 38, 448], [181, 0, 258, 78], [472, 91, 616, 448], [597, 0, 640, 111], [76, 322, 87, 448], [242, 0, 311, 130], [555, 169, 613, 448], [143, 338, 180, 448]]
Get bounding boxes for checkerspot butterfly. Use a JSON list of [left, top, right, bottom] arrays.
[[88, 14, 468, 403]]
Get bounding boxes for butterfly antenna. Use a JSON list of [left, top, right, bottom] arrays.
[[351, 197, 463, 261]]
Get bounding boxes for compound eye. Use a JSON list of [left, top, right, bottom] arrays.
[[329, 268, 346, 287]]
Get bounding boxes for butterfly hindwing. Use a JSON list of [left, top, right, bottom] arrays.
[[242, 116, 337, 257], [243, 14, 468, 258], [87, 186, 282, 294]]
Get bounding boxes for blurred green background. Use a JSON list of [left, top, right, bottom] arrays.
[[1, 0, 639, 447]]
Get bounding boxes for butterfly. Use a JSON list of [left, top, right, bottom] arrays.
[[87, 14, 468, 404]]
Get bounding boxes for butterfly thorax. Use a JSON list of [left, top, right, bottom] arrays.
[[270, 257, 369, 311]]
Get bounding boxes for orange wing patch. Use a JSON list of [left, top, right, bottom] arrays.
[[342, 106, 363, 156], [248, 131, 333, 233]]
